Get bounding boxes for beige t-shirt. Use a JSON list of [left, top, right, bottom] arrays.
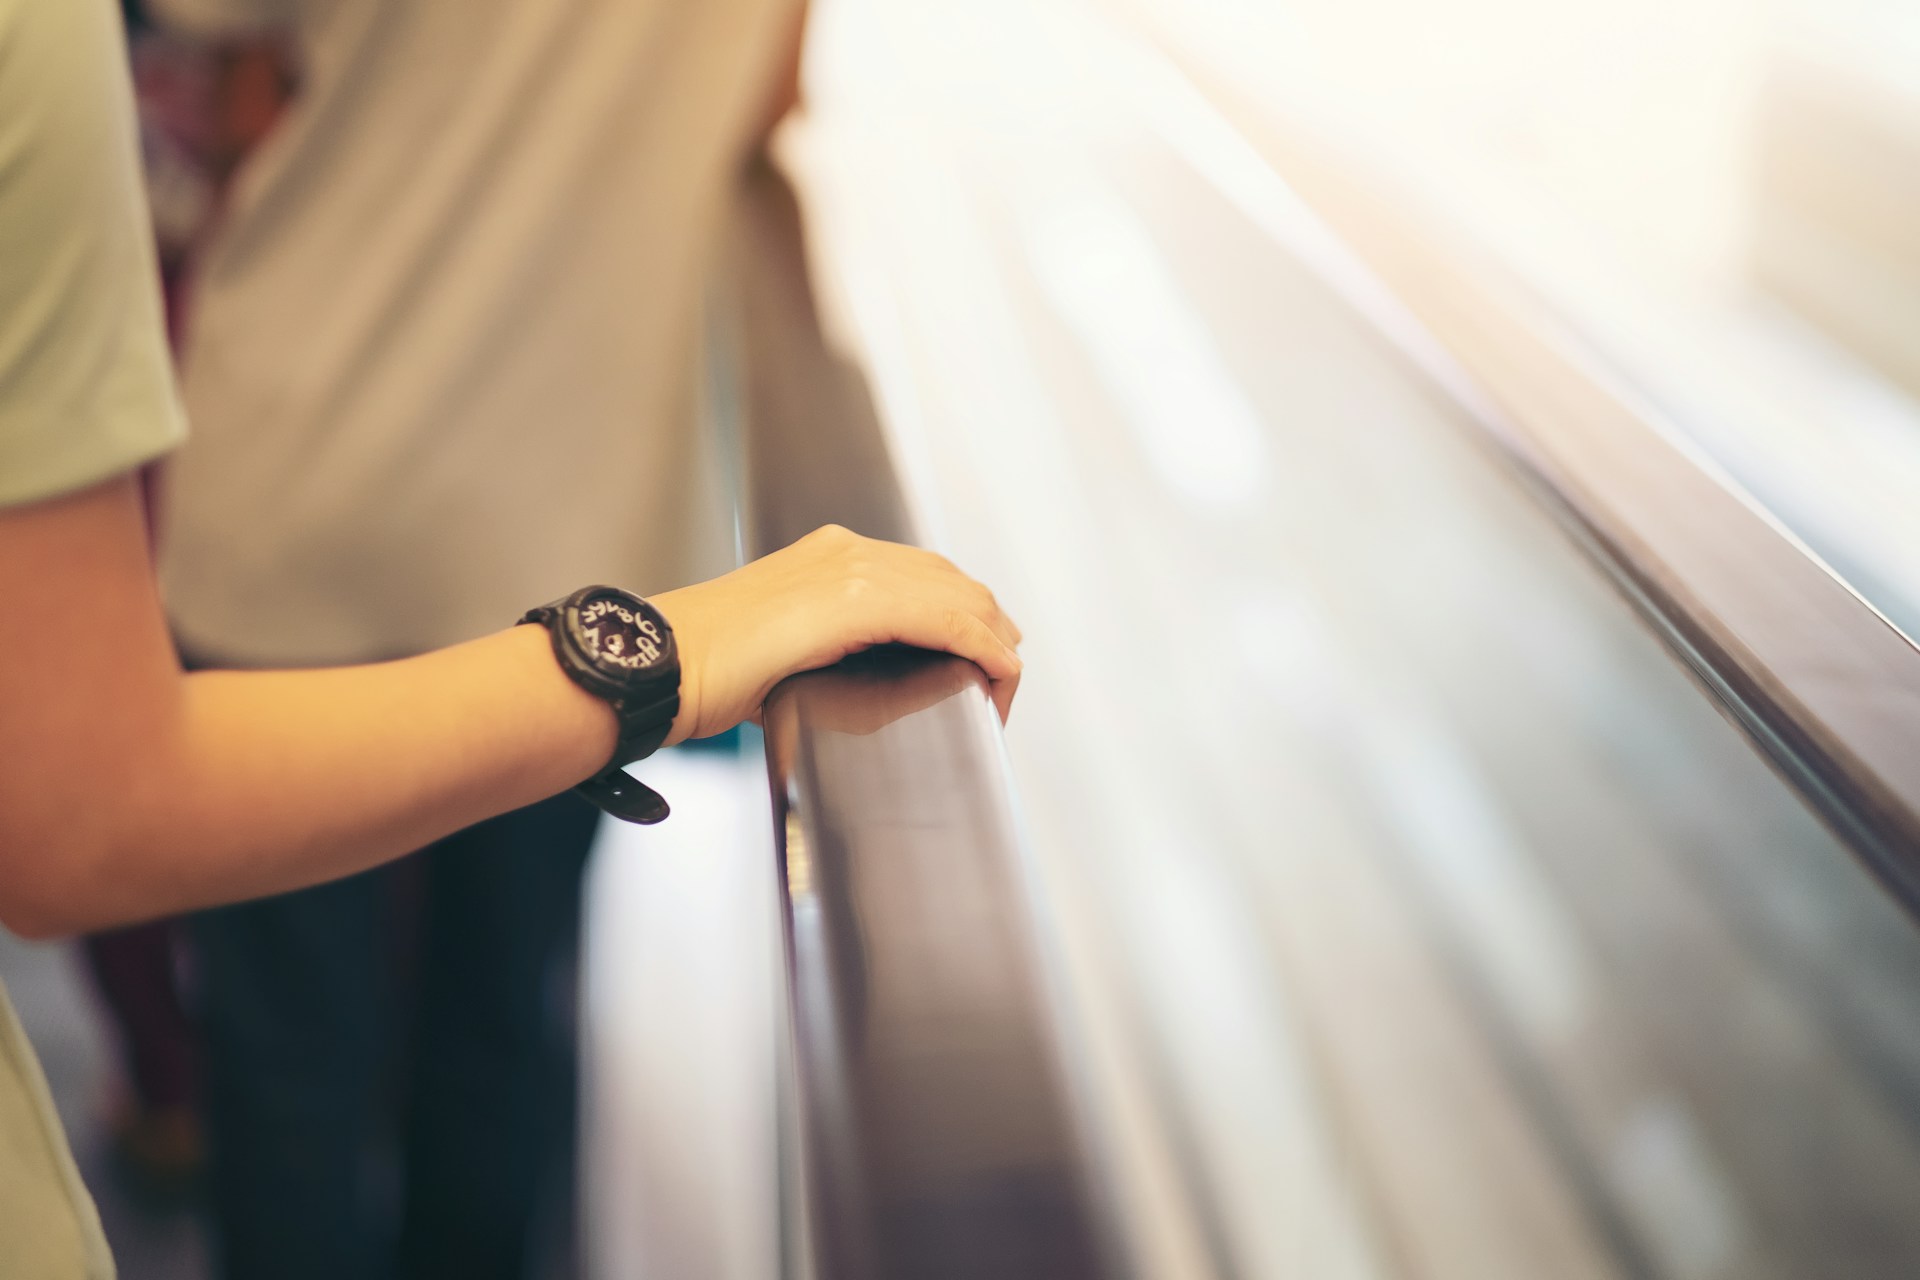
[[0, 0, 188, 1274], [155, 0, 802, 666]]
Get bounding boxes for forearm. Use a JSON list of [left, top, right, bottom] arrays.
[[0, 483, 1018, 939], [9, 625, 614, 937]]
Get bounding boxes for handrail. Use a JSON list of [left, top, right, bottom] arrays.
[[717, 159, 1113, 1280], [1113, 22, 1920, 902]]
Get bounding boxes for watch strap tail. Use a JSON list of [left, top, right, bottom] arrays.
[[576, 768, 670, 825]]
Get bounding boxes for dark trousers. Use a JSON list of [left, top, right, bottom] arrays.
[[192, 792, 599, 1280], [84, 919, 196, 1113]]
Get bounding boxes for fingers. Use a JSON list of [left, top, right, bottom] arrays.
[[988, 671, 1020, 724], [890, 580, 1020, 660], [966, 581, 1022, 649], [862, 542, 1021, 653], [932, 605, 1023, 682], [753, 526, 1024, 697], [871, 597, 1022, 682]]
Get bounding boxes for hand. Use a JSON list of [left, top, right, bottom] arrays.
[[652, 525, 1022, 743]]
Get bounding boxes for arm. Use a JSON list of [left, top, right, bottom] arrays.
[[0, 478, 1018, 939], [0, 0, 1018, 938]]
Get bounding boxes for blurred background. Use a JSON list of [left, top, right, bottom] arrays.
[[5, 0, 1919, 1277]]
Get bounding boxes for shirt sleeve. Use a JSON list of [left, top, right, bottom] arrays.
[[0, 0, 187, 510]]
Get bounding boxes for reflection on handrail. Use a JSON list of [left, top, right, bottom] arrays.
[[1112, 23, 1920, 907], [719, 160, 1112, 1280]]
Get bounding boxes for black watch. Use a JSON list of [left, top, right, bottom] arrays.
[[520, 586, 681, 825]]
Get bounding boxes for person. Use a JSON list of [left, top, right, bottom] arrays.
[[140, 0, 822, 1273], [0, 2, 1021, 1278]]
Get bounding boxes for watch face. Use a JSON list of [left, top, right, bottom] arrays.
[[565, 589, 674, 676]]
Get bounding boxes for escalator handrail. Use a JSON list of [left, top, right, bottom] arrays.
[[717, 159, 1115, 1280]]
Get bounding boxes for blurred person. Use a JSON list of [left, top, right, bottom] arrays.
[[140, 0, 819, 1277], [0, 2, 1021, 1278]]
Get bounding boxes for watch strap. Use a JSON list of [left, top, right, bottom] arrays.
[[576, 768, 671, 825], [605, 685, 679, 770]]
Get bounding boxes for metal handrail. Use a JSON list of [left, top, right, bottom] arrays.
[[1118, 25, 1920, 903], [718, 159, 1114, 1280]]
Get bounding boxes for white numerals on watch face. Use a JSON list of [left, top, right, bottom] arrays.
[[573, 594, 667, 672]]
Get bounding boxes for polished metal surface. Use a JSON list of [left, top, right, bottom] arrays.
[[765, 653, 1106, 1280], [720, 160, 1112, 1280]]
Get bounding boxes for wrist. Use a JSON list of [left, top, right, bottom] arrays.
[[650, 588, 704, 747], [508, 622, 619, 779]]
